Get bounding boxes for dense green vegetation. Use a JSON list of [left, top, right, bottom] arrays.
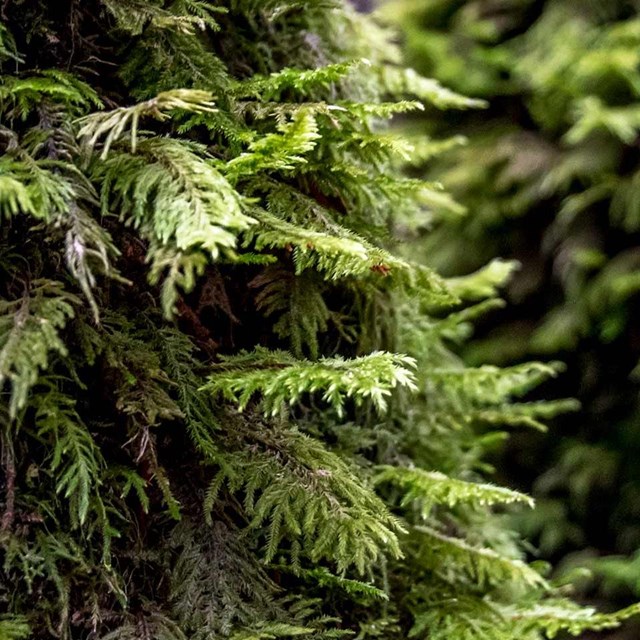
[[1, 1, 639, 638], [384, 0, 640, 603]]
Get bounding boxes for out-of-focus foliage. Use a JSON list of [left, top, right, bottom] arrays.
[[383, 0, 640, 604]]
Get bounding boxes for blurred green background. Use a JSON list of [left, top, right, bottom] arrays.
[[380, 0, 640, 621]]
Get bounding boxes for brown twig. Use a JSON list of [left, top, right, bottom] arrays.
[[1, 432, 16, 532]]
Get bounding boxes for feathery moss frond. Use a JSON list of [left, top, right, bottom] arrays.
[[205, 423, 404, 574], [0, 616, 30, 640], [0, 71, 101, 121], [250, 267, 330, 359], [505, 601, 640, 638], [226, 109, 321, 178], [0, 281, 78, 418], [375, 466, 534, 518], [78, 89, 217, 157], [414, 526, 548, 590], [97, 137, 254, 262], [203, 348, 417, 417], [234, 60, 367, 100], [32, 385, 105, 527], [379, 67, 487, 110], [246, 209, 456, 306], [0, 2, 631, 639]]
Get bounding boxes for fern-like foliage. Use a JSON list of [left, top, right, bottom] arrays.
[[375, 465, 534, 519], [78, 89, 217, 157], [413, 525, 547, 590], [250, 268, 330, 359], [0, 281, 78, 418], [32, 385, 105, 527], [203, 348, 417, 416], [97, 136, 253, 256], [0, 1, 634, 640], [505, 601, 640, 638], [0, 617, 30, 640], [204, 421, 404, 574]]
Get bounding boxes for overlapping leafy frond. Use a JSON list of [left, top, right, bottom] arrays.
[[0, 1, 635, 640], [32, 387, 105, 527], [505, 601, 640, 638], [0, 281, 79, 418], [375, 465, 534, 518], [203, 347, 417, 416], [78, 89, 218, 157], [246, 208, 455, 306], [204, 421, 404, 574], [414, 525, 547, 590]]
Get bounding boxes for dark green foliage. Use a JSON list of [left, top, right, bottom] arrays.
[[384, 0, 640, 604], [0, 1, 636, 639]]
